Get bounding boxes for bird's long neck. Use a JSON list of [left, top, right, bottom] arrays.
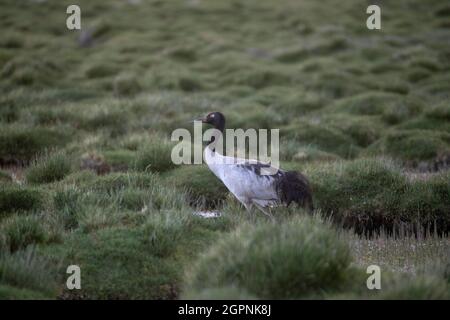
[[207, 123, 224, 152], [208, 135, 219, 152], [204, 144, 224, 180]]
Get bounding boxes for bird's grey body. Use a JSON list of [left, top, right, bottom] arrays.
[[199, 111, 313, 217], [204, 146, 279, 211]]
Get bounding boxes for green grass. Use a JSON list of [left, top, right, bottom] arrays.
[[133, 137, 177, 173], [365, 130, 450, 162], [0, 186, 44, 215], [0, 0, 449, 300], [348, 230, 449, 276], [309, 158, 450, 235], [282, 120, 359, 158], [44, 210, 223, 299], [25, 152, 72, 184], [0, 170, 11, 183], [54, 227, 182, 299], [0, 126, 71, 164], [185, 216, 355, 299], [0, 247, 59, 298], [380, 276, 449, 300], [165, 165, 229, 207], [0, 214, 60, 252]]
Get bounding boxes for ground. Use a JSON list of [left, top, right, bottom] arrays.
[[0, 0, 449, 299]]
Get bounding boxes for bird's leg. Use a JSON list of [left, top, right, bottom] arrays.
[[237, 197, 255, 218], [253, 201, 275, 222], [242, 202, 252, 212], [245, 203, 258, 223]]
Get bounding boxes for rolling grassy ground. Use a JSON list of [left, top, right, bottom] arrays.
[[0, 0, 449, 299]]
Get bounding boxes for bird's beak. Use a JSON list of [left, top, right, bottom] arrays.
[[191, 117, 206, 123]]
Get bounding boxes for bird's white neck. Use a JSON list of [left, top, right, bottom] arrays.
[[204, 142, 228, 179], [204, 143, 220, 164]]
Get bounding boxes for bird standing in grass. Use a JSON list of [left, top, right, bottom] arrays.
[[197, 111, 313, 218]]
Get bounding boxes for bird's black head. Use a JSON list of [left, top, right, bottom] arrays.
[[200, 111, 225, 132]]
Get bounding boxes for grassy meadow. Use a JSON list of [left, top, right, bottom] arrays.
[[0, 0, 449, 299]]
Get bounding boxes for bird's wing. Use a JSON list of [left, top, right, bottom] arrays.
[[235, 160, 283, 177]]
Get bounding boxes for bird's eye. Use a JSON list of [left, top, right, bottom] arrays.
[[210, 114, 215, 118]]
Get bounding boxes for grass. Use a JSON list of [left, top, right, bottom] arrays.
[[365, 130, 450, 162], [0, 247, 59, 298], [282, 120, 359, 158], [185, 216, 355, 299], [0, 0, 449, 300], [133, 136, 177, 173], [54, 227, 182, 299], [379, 276, 449, 300], [0, 170, 11, 183], [25, 152, 72, 184], [0, 186, 44, 215], [0, 126, 71, 165], [165, 165, 229, 207], [0, 214, 60, 253], [309, 158, 450, 235], [44, 210, 223, 299], [185, 215, 449, 299], [348, 230, 449, 276]]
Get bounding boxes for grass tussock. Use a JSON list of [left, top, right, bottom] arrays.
[[332, 92, 423, 120], [310, 158, 450, 235], [0, 170, 12, 183], [25, 152, 72, 184], [282, 121, 359, 158], [0, 248, 59, 299], [1, 56, 61, 86], [0, 214, 60, 252], [134, 137, 176, 173], [113, 73, 141, 96], [52, 209, 222, 299], [165, 165, 229, 207], [0, 127, 70, 164], [365, 130, 450, 162], [185, 216, 354, 299], [0, 186, 44, 215]]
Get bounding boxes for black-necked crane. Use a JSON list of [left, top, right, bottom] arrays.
[[197, 111, 313, 218]]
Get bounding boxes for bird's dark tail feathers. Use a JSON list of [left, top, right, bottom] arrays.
[[275, 171, 314, 212]]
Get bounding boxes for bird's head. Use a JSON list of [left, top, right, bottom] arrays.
[[197, 111, 225, 132]]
